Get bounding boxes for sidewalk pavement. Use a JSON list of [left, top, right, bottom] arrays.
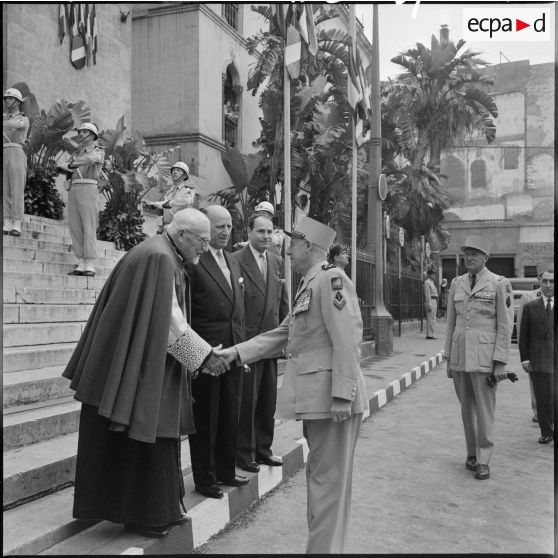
[[41, 325, 446, 555]]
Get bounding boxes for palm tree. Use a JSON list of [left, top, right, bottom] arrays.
[[382, 29, 498, 251]]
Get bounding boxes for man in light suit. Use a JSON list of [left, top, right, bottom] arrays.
[[188, 205, 247, 499], [516, 274, 543, 423], [424, 268, 438, 339], [216, 216, 368, 554], [519, 269, 554, 444], [232, 213, 289, 472], [444, 235, 512, 480]]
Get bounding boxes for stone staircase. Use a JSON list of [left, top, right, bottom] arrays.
[[2, 215, 126, 554]]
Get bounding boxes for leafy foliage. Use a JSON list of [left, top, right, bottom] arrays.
[[24, 162, 65, 220]]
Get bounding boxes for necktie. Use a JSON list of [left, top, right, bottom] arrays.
[[259, 253, 267, 282], [546, 298, 552, 320], [216, 250, 232, 288], [470, 274, 476, 290]]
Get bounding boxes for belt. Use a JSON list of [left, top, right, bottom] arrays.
[[431, 296, 438, 299], [3, 142, 23, 148], [71, 179, 98, 186]]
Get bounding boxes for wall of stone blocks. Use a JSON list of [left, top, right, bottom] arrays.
[[4, 3, 132, 131]]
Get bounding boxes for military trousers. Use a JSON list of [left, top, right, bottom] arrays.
[[303, 414, 362, 554], [452, 371, 496, 465], [426, 299, 437, 337], [68, 183, 99, 261], [3, 145, 26, 223]]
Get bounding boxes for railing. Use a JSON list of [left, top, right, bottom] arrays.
[[384, 269, 424, 335]]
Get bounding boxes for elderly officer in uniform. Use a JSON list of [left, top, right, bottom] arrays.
[[444, 235, 512, 480], [3, 87, 30, 237], [216, 215, 368, 554], [424, 268, 439, 338], [143, 162, 195, 233], [63, 122, 104, 277]]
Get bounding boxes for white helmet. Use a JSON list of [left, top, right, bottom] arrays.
[[3, 88, 23, 103], [171, 161, 190, 178], [78, 122, 99, 138], [254, 201, 275, 216]]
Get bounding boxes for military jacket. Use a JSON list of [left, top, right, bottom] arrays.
[[444, 266, 512, 373], [236, 261, 369, 420]]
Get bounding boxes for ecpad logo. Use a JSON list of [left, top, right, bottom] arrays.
[[463, 8, 551, 42]]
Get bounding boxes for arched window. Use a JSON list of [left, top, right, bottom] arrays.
[[223, 64, 242, 147], [470, 159, 487, 189], [441, 154, 466, 202]]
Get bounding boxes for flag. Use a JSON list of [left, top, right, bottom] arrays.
[[282, 4, 318, 80], [58, 4, 66, 44], [84, 4, 92, 66], [285, 23, 302, 79], [91, 4, 98, 64], [70, 4, 86, 69], [347, 44, 361, 110]]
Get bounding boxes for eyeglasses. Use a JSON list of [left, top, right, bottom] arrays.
[[183, 229, 210, 247]]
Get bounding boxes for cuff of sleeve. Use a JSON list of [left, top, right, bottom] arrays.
[[332, 375, 356, 402], [167, 329, 211, 372]]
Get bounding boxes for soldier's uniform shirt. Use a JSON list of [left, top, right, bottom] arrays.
[[424, 277, 438, 304], [67, 141, 105, 262], [3, 111, 30, 224], [162, 180, 195, 226]]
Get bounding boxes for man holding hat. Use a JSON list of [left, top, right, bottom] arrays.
[[3, 87, 29, 237], [444, 235, 512, 480], [143, 161, 195, 232], [216, 215, 368, 554], [63, 122, 104, 277]]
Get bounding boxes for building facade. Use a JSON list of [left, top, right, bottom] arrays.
[[439, 60, 554, 281]]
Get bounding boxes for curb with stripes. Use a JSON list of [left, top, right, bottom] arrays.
[[57, 351, 445, 555]]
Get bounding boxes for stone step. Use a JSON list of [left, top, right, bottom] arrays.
[[3, 285, 99, 305], [3, 419, 306, 556], [3, 433, 193, 511], [3, 257, 113, 277], [3, 342, 77, 373], [3, 245, 124, 267], [3, 234, 124, 259], [3, 366, 72, 407], [3, 322, 85, 348], [20, 217, 71, 237], [3, 271, 105, 292], [3, 303, 95, 324], [3, 396, 81, 450]]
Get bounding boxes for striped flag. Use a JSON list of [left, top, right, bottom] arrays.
[[91, 4, 98, 64], [58, 4, 66, 44], [70, 4, 86, 69], [283, 4, 318, 80], [285, 22, 302, 79], [84, 4, 92, 66], [347, 44, 361, 110]]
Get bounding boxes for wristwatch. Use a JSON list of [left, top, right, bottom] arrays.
[[162, 201, 171, 209]]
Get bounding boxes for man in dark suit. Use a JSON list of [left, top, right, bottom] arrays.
[[188, 205, 247, 498], [232, 213, 289, 472], [519, 269, 554, 444]]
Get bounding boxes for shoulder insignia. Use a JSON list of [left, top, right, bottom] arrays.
[[537, 291, 542, 297], [331, 276, 343, 290], [333, 291, 346, 309], [322, 263, 336, 271], [506, 295, 511, 308]]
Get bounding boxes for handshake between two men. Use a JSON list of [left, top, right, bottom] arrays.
[[198, 345, 243, 378]]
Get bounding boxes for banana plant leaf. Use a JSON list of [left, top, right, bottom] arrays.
[[220, 146, 266, 194]]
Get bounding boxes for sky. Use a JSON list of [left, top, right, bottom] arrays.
[[354, 2, 555, 80]]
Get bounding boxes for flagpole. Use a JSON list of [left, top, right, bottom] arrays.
[[350, 5, 358, 286], [283, 43, 292, 305]]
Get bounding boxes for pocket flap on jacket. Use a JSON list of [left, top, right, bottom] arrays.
[[294, 348, 333, 375]]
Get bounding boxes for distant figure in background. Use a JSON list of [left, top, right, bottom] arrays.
[[3, 87, 29, 237], [516, 273, 543, 423], [327, 244, 349, 271], [438, 278, 448, 318], [63, 122, 104, 277], [143, 162, 195, 233], [424, 269, 438, 339], [519, 269, 554, 445]]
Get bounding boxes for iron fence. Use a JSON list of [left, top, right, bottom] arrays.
[[384, 269, 424, 334]]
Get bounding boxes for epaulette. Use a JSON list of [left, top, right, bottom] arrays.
[[321, 263, 336, 271]]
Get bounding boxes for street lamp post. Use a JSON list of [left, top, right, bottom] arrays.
[[366, 4, 393, 355]]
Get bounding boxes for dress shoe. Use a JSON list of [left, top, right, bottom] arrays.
[[68, 269, 84, 276], [195, 484, 224, 499], [9, 229, 21, 237], [124, 523, 169, 538], [257, 455, 283, 467], [538, 435, 553, 444], [219, 475, 249, 487], [532, 416, 538, 423], [474, 463, 490, 480], [237, 460, 260, 473], [465, 456, 477, 471], [426, 336, 437, 340], [3, 230, 9, 235], [82, 270, 96, 277]]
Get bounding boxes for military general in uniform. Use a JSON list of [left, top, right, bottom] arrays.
[[216, 215, 368, 554], [444, 235, 512, 480]]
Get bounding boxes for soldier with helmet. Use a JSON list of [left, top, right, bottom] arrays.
[[3, 87, 30, 237], [444, 235, 512, 481], [143, 161, 195, 233], [62, 122, 104, 277]]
